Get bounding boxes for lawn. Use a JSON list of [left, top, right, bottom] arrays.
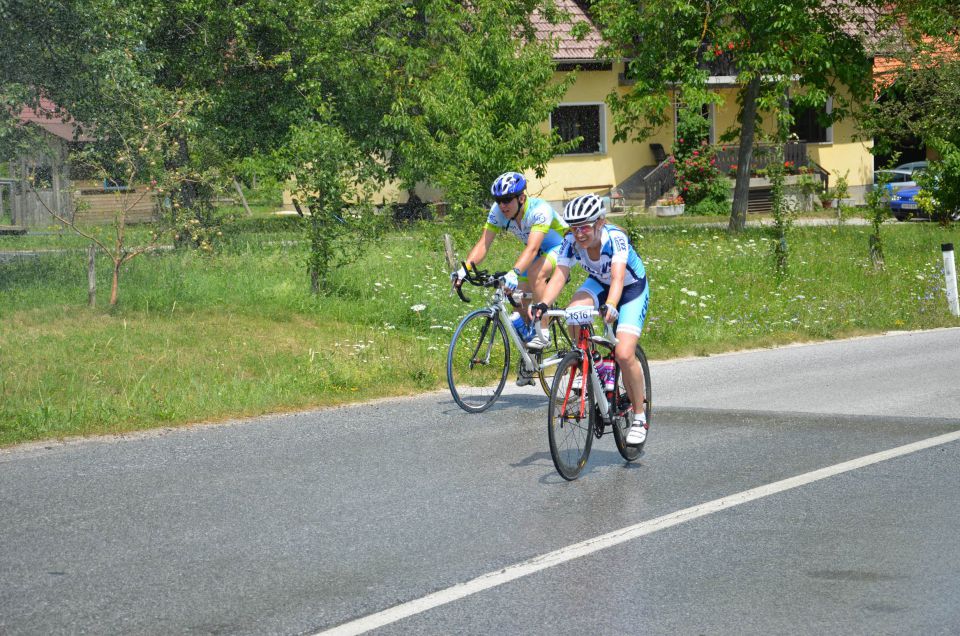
[[1, 213, 958, 446]]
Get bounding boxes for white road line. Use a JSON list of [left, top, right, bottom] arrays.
[[316, 429, 960, 636]]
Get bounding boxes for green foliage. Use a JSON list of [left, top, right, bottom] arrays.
[[687, 198, 731, 216], [590, 0, 912, 229], [917, 140, 960, 224], [674, 145, 730, 208], [866, 164, 895, 267]]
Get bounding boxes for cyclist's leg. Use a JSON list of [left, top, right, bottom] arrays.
[[566, 283, 598, 344], [615, 288, 649, 443], [528, 247, 560, 332]]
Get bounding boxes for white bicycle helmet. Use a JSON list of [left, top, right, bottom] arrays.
[[563, 194, 604, 225]]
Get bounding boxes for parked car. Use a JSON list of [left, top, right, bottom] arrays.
[[874, 161, 929, 197], [889, 185, 960, 221], [893, 160, 928, 174]]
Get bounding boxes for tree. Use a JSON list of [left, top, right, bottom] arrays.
[[591, 0, 891, 232], [197, 0, 572, 290]]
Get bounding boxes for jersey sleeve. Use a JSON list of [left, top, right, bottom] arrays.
[[526, 201, 552, 235], [485, 203, 505, 233], [556, 235, 578, 269], [609, 228, 630, 264]]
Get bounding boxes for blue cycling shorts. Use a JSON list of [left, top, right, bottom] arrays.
[[577, 277, 649, 337]]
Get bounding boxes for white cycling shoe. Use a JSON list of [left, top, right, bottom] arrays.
[[526, 331, 551, 350], [626, 421, 647, 445]]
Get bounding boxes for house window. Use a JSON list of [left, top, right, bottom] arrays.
[[551, 104, 604, 154], [790, 97, 833, 143]]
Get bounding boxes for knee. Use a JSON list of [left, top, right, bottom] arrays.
[[614, 346, 635, 367]]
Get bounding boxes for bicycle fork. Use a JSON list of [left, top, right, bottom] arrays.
[[561, 351, 610, 422]]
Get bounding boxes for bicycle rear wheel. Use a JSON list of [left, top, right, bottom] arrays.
[[447, 309, 510, 413], [612, 344, 652, 460], [536, 317, 572, 396], [547, 351, 594, 480]]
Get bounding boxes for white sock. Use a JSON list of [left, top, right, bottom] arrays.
[[634, 411, 647, 427]]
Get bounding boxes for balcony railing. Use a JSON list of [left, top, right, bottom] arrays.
[[642, 142, 830, 208]]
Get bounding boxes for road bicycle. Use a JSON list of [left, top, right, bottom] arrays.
[[546, 306, 652, 480], [447, 265, 573, 413]]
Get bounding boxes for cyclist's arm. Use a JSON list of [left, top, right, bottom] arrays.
[[465, 228, 497, 268], [604, 261, 627, 317], [512, 230, 546, 274], [530, 264, 570, 320]]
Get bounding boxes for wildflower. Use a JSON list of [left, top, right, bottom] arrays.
[[410, 304, 426, 312]]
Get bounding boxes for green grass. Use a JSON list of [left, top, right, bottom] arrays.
[[1, 216, 959, 446]]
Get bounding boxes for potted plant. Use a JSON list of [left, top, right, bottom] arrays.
[[653, 194, 685, 217]]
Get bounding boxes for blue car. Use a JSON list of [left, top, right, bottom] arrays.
[[889, 185, 960, 221], [889, 185, 922, 221]]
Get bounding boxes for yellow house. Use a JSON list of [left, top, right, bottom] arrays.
[[528, 0, 875, 208]]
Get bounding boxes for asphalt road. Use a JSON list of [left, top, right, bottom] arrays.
[[1, 328, 959, 635]]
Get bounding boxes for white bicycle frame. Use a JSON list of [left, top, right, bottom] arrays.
[[489, 287, 566, 375]]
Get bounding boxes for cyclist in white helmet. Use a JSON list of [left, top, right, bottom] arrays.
[[452, 171, 569, 385], [531, 193, 650, 445]]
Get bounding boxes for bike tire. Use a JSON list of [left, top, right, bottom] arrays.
[[447, 309, 510, 413], [547, 351, 594, 480], [536, 317, 571, 396], [612, 344, 652, 460]]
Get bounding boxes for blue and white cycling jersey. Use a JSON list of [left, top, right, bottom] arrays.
[[556, 223, 646, 289], [485, 197, 568, 254]]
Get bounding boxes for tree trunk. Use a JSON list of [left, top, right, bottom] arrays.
[[110, 261, 121, 306], [729, 76, 762, 233]]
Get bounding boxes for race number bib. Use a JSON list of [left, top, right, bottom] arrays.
[[565, 308, 595, 326]]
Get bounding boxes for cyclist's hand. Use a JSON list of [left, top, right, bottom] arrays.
[[503, 268, 520, 291], [530, 302, 549, 322], [602, 304, 619, 323], [451, 265, 467, 289]]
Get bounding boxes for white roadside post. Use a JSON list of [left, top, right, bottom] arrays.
[[943, 243, 959, 317]]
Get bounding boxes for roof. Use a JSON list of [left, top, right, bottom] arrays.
[[17, 97, 93, 142], [532, 0, 604, 62], [873, 37, 960, 96]]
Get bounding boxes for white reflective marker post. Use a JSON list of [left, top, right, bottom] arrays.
[[943, 243, 959, 317]]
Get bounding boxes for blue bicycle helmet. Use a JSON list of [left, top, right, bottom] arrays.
[[490, 172, 527, 198]]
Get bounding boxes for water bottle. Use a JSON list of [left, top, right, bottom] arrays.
[[597, 357, 616, 392], [509, 311, 533, 342]]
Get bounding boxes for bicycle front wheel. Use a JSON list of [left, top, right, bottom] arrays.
[[612, 344, 652, 460], [447, 309, 510, 413], [547, 351, 594, 480]]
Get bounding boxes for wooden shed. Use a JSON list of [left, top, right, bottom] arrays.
[[7, 99, 158, 227]]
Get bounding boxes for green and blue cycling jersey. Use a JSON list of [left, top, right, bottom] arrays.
[[485, 197, 568, 255]]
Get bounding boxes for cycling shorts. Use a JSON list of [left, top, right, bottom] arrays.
[[577, 277, 649, 337], [518, 244, 561, 282]]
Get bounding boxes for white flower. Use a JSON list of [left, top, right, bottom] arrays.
[[410, 304, 426, 312]]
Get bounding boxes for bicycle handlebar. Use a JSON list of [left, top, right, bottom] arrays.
[[452, 262, 522, 307]]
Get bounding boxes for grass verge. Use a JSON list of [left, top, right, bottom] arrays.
[[1, 217, 958, 446]]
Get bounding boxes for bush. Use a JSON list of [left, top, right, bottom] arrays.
[[674, 141, 729, 207], [687, 197, 730, 216]]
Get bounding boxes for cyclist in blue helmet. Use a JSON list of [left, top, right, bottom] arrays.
[[452, 171, 569, 385]]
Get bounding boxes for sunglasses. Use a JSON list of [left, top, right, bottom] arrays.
[[570, 223, 595, 235], [494, 196, 517, 205]]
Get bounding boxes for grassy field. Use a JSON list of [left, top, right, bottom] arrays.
[[2, 212, 959, 446]]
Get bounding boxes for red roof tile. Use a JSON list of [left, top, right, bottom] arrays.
[[17, 97, 93, 142], [532, 0, 604, 61]]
